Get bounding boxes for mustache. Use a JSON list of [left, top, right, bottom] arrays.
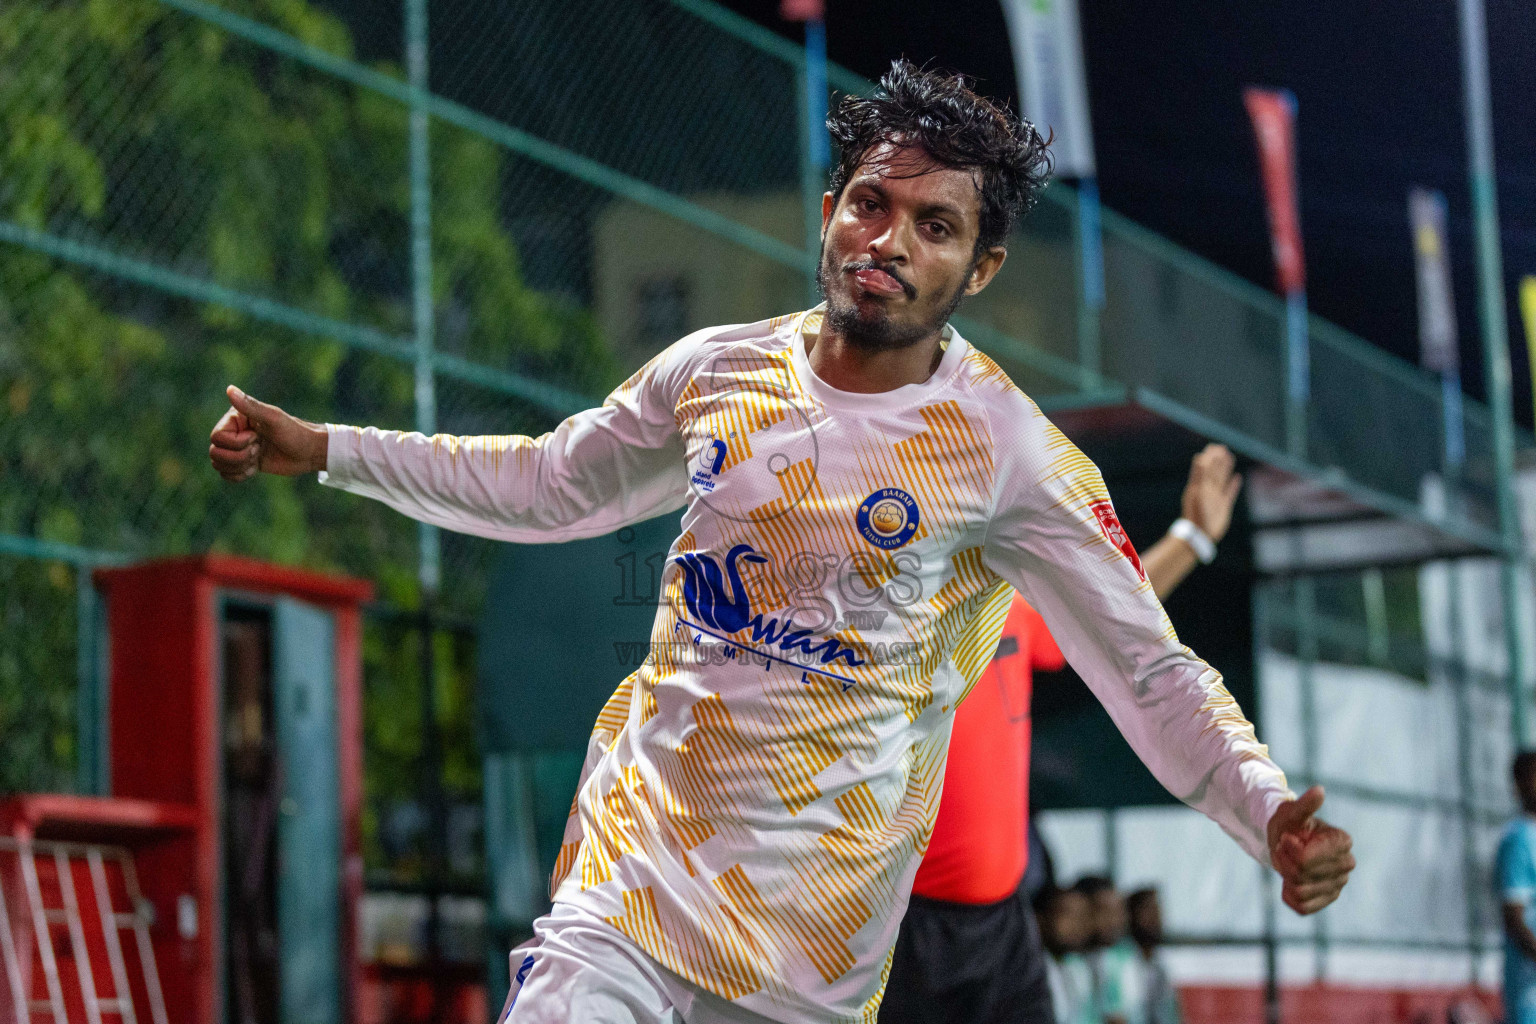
[[843, 259, 917, 300]]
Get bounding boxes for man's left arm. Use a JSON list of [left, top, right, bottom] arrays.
[[982, 403, 1352, 913]]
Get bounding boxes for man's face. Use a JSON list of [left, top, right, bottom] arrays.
[[1517, 764, 1536, 813], [1091, 889, 1129, 948], [817, 142, 1005, 351], [1042, 891, 1093, 955], [1130, 894, 1163, 946]]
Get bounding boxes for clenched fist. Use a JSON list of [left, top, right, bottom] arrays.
[[1268, 785, 1355, 915], [208, 386, 329, 482]]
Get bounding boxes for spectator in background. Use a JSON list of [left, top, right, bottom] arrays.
[[1127, 888, 1182, 1024], [1498, 750, 1536, 1024], [1023, 815, 1057, 900], [1037, 886, 1100, 1024], [1073, 877, 1136, 1024]]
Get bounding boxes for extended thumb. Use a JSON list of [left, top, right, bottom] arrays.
[[1288, 785, 1325, 823], [226, 385, 264, 422]]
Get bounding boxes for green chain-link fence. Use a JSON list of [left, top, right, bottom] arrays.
[[2, 0, 1529, 987]]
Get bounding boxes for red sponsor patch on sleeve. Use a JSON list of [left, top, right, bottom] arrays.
[[1089, 499, 1146, 582]]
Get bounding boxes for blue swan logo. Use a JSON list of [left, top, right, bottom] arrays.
[[675, 543, 767, 633]]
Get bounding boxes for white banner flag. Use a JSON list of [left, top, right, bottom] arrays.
[[1000, 0, 1096, 178], [1409, 187, 1458, 373]]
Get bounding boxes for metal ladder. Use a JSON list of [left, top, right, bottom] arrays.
[[0, 838, 168, 1024]]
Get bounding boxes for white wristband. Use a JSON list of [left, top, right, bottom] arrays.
[[1169, 518, 1217, 564]]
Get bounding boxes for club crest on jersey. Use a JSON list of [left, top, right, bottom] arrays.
[[857, 488, 920, 549], [1089, 499, 1146, 582]]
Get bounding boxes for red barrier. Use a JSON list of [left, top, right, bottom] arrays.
[[358, 963, 487, 1024], [1181, 984, 1500, 1024], [0, 796, 197, 1024]]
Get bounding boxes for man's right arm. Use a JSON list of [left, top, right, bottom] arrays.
[[980, 402, 1289, 867], [980, 393, 1351, 915], [210, 335, 703, 543]]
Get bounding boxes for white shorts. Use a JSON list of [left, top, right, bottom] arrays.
[[498, 901, 776, 1024]]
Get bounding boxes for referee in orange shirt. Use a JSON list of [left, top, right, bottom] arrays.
[[878, 444, 1244, 1024]]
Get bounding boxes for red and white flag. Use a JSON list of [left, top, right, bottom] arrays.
[[1244, 87, 1305, 294]]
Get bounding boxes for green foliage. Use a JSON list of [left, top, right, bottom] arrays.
[[362, 618, 483, 883], [0, 0, 621, 815], [0, 558, 79, 794]]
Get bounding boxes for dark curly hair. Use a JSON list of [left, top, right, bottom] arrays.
[[827, 60, 1053, 257]]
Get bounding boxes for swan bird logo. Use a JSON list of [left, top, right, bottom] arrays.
[[675, 543, 767, 633], [672, 544, 867, 688]]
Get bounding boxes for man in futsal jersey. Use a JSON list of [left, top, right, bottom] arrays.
[[878, 444, 1246, 1024], [210, 61, 1352, 1024]]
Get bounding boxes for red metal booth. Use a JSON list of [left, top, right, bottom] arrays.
[[86, 556, 371, 1024]]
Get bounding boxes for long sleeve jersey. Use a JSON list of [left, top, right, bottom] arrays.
[[320, 308, 1291, 1023]]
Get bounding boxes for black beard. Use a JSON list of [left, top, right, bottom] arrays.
[[816, 246, 970, 353]]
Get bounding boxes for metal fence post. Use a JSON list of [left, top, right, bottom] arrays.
[[74, 565, 106, 795], [1262, 864, 1281, 1024], [1074, 180, 1104, 388], [1284, 290, 1310, 460], [1294, 576, 1328, 980], [406, 0, 449, 976], [1458, 0, 1527, 747], [407, 0, 440, 597], [797, 22, 829, 304], [1446, 561, 1485, 986]]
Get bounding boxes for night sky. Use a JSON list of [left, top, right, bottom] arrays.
[[718, 0, 1536, 426], [331, 0, 1536, 424]]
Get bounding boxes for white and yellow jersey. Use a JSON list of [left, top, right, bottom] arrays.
[[322, 309, 1291, 1023]]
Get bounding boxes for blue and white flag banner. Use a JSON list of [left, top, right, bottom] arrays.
[[1409, 187, 1458, 374]]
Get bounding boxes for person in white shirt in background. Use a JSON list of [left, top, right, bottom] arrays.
[[1036, 887, 1100, 1024], [1072, 877, 1136, 1024], [1126, 889, 1181, 1024]]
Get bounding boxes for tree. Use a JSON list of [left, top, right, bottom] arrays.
[[0, 0, 619, 822]]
